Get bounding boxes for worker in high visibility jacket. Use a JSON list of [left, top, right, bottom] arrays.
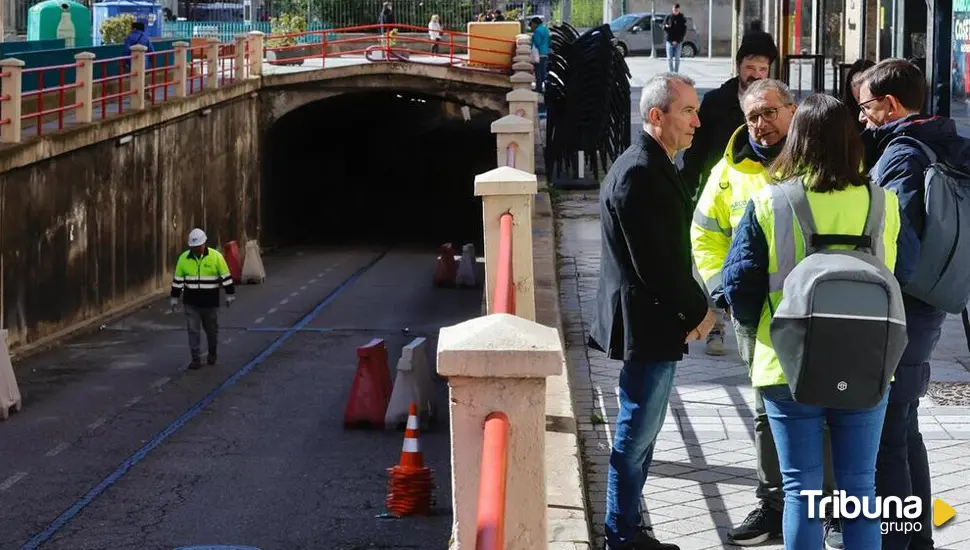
[[689, 78, 801, 547], [170, 228, 235, 370]]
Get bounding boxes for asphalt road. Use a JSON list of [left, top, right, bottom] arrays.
[[0, 245, 483, 550]]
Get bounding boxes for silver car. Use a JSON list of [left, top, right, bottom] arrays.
[[609, 12, 701, 58]]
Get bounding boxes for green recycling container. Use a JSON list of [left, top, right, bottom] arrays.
[[27, 0, 93, 48]]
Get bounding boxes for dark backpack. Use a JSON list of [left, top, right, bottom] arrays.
[[767, 179, 909, 409], [879, 136, 970, 314]]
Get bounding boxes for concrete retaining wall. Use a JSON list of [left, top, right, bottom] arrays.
[[0, 84, 260, 352]]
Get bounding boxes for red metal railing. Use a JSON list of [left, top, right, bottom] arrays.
[[92, 55, 134, 120], [476, 411, 510, 550], [492, 212, 515, 315], [145, 50, 176, 106], [262, 23, 517, 72], [186, 45, 207, 94], [0, 81, 10, 127], [20, 62, 83, 136]]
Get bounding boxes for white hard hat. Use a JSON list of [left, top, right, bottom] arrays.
[[187, 228, 207, 247]]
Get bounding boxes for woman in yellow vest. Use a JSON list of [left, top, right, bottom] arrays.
[[717, 94, 908, 549]]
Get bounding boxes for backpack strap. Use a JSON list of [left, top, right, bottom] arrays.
[[889, 135, 938, 165], [767, 178, 887, 293]]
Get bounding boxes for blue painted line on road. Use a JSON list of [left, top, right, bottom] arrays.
[[18, 250, 388, 550]]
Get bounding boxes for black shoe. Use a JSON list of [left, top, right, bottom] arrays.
[[207, 352, 217, 365], [824, 518, 844, 550], [605, 528, 680, 550], [727, 502, 783, 546], [189, 358, 203, 370]]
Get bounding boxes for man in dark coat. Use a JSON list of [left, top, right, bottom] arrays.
[[589, 73, 715, 550], [680, 26, 777, 358], [860, 58, 970, 550], [663, 4, 688, 72]]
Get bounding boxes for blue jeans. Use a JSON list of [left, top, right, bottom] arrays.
[[762, 384, 889, 550], [535, 55, 548, 93], [877, 303, 946, 550], [666, 41, 682, 72], [605, 359, 678, 547]]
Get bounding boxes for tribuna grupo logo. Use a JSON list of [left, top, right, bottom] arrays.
[[802, 491, 922, 534]]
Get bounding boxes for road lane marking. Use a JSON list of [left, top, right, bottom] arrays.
[[45, 443, 70, 457], [255, 317, 265, 324], [17, 250, 391, 550], [268, 308, 278, 314], [280, 299, 289, 305], [151, 377, 171, 389], [0, 472, 27, 492], [300, 285, 307, 291], [87, 417, 106, 430], [290, 291, 299, 297], [309, 279, 317, 284], [317, 272, 325, 277], [125, 396, 143, 408]]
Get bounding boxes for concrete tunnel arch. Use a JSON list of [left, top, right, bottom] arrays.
[[260, 88, 503, 251]]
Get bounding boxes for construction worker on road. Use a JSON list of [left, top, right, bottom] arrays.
[[170, 228, 235, 370]]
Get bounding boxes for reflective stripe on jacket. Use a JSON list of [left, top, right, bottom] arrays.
[[745, 182, 901, 387], [170, 247, 234, 308], [690, 125, 770, 294]]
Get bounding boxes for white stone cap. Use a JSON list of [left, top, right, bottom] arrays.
[[74, 52, 96, 60], [234, 33, 249, 40], [437, 313, 563, 378], [173, 41, 189, 47], [512, 61, 534, 72], [491, 113, 532, 134], [474, 166, 538, 197], [248, 30, 266, 36], [506, 89, 539, 103], [510, 72, 535, 84], [129, 45, 148, 52]]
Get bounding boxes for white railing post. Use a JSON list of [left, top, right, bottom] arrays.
[[437, 313, 563, 550], [206, 38, 220, 90], [0, 58, 25, 143], [73, 52, 95, 124], [129, 45, 147, 109], [248, 31, 264, 77], [507, 88, 540, 147], [172, 41, 189, 97], [234, 34, 247, 80], [474, 167, 538, 322], [492, 114, 534, 174]]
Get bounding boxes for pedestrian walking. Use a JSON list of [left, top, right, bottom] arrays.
[[663, 4, 687, 73], [590, 72, 716, 550], [170, 228, 236, 370]]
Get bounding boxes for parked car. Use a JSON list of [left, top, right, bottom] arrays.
[[609, 12, 701, 57]]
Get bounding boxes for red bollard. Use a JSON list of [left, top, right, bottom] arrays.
[[344, 338, 392, 429], [223, 240, 243, 284], [433, 243, 457, 287]]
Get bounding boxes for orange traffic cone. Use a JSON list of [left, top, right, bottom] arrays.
[[385, 403, 435, 517]]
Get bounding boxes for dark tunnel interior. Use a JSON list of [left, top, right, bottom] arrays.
[[262, 90, 499, 252]]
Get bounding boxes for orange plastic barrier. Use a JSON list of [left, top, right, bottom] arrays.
[[433, 243, 457, 287], [223, 240, 243, 284], [344, 338, 392, 429]]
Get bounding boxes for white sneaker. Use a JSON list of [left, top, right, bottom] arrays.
[[705, 328, 726, 356]]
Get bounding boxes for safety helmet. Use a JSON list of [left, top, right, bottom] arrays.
[[187, 228, 207, 247]]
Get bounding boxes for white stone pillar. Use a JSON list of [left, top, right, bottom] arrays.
[[0, 58, 24, 143], [73, 52, 95, 124], [507, 88, 540, 142], [492, 114, 534, 173], [172, 41, 189, 97], [437, 313, 563, 550], [248, 31, 265, 77], [234, 34, 248, 81], [474, 167, 538, 322], [206, 38, 220, 90], [129, 45, 148, 110]]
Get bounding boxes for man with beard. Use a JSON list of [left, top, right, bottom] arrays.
[[681, 25, 777, 357]]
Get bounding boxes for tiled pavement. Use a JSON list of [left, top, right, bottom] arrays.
[[553, 189, 970, 550]]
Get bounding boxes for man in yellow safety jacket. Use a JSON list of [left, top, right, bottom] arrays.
[[170, 228, 235, 370], [690, 78, 806, 547]]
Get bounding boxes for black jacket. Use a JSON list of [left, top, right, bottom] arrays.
[[663, 13, 688, 43], [588, 132, 710, 362], [681, 76, 745, 201]]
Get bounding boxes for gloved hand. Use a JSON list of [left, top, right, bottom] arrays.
[[226, 295, 235, 308], [170, 297, 180, 312]]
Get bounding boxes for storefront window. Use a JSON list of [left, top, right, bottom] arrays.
[[953, 0, 970, 137]]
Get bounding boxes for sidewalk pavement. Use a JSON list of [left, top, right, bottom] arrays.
[[553, 188, 970, 550]]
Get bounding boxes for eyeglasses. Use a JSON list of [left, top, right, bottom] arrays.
[[858, 95, 886, 113], [745, 105, 791, 125]]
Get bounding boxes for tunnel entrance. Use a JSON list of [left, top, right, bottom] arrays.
[[262, 90, 499, 252]]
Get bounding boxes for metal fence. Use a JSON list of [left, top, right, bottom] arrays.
[[13, 0, 43, 35]]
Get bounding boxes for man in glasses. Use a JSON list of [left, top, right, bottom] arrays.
[[859, 58, 970, 550], [692, 79, 840, 548], [681, 25, 777, 357]]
